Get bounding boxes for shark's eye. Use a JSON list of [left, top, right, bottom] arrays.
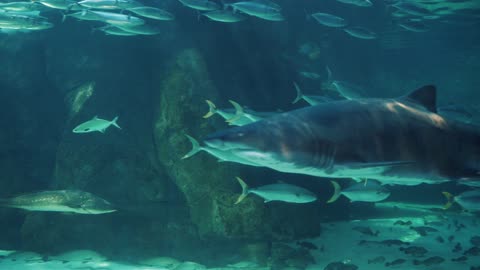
[[84, 128, 90, 131]]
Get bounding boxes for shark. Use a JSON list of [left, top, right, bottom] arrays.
[[203, 85, 480, 186]]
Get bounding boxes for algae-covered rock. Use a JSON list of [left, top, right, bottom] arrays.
[[152, 48, 270, 239]]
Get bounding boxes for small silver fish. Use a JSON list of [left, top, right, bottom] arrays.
[[327, 180, 390, 203], [0, 190, 116, 214], [235, 177, 317, 204], [73, 116, 121, 133]]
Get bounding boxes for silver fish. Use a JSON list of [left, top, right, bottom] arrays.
[[73, 116, 121, 133], [178, 0, 220, 11], [0, 2, 40, 12], [311, 12, 347, 28], [336, 0, 372, 7], [116, 24, 161, 35], [127, 7, 175, 21], [228, 1, 282, 20], [234, 177, 317, 204], [292, 82, 332, 106], [202, 10, 246, 23], [97, 25, 138, 36], [33, 0, 83, 10], [181, 135, 261, 167], [85, 10, 144, 26], [344, 26, 377, 40], [76, 0, 142, 10], [327, 180, 390, 203], [0, 190, 116, 214]]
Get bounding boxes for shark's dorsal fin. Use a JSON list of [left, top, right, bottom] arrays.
[[403, 85, 437, 113]]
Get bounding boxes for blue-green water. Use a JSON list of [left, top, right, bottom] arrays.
[[1, 0, 480, 269]]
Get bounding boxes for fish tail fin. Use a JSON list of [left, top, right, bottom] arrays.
[[111, 116, 121, 129], [203, 100, 217, 118], [325, 65, 333, 83], [234, 177, 249, 204], [181, 134, 201, 159], [226, 100, 244, 125], [442, 191, 454, 209], [327, 180, 342, 203], [61, 14, 66, 23], [292, 82, 303, 104]]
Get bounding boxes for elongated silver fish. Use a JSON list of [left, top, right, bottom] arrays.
[[116, 24, 161, 35], [97, 25, 138, 36], [336, 0, 372, 7], [292, 82, 332, 106], [127, 7, 175, 21], [76, 0, 142, 10], [182, 134, 261, 167], [0, 190, 116, 214], [202, 10, 246, 23], [344, 26, 377, 40], [311, 12, 347, 28], [178, 0, 219, 11], [73, 116, 121, 133], [235, 177, 317, 204], [85, 10, 144, 26], [228, 1, 282, 21], [204, 85, 480, 186], [327, 180, 390, 203]]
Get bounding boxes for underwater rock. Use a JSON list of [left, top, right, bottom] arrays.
[[152, 48, 267, 239]]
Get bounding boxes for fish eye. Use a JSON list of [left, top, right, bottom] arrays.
[[84, 128, 90, 131]]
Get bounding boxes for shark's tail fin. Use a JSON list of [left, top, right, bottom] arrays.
[[327, 180, 342, 203], [226, 100, 244, 125], [0, 199, 10, 208], [111, 116, 121, 129], [203, 100, 217, 119], [292, 82, 304, 104], [442, 191, 454, 209], [234, 177, 249, 204], [181, 134, 202, 159]]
